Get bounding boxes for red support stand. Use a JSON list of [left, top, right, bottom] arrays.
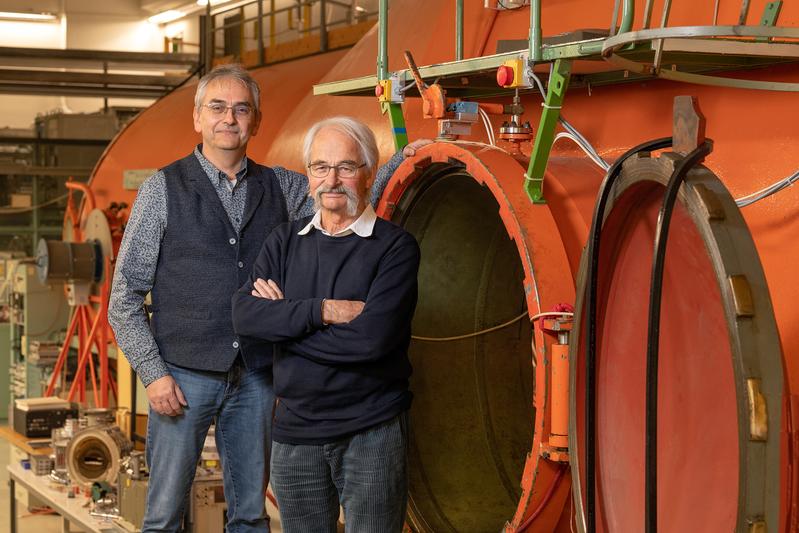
[[45, 258, 114, 408]]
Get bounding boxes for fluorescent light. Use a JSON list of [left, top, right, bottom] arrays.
[[355, 6, 366, 12], [0, 11, 58, 22], [148, 10, 185, 24]]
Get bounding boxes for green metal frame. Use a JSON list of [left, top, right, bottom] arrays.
[[376, 0, 408, 152], [525, 59, 572, 204], [757, 1, 782, 42], [314, 0, 799, 203], [383, 102, 409, 152], [456, 0, 464, 61]]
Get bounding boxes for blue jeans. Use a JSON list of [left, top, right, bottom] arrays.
[[270, 413, 408, 533], [143, 361, 274, 533]]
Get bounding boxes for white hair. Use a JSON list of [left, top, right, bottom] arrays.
[[194, 63, 260, 113], [302, 116, 379, 171]]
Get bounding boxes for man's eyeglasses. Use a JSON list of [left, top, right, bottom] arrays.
[[308, 163, 366, 179], [203, 102, 254, 118]]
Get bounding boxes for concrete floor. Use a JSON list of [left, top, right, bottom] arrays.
[[0, 434, 287, 533]]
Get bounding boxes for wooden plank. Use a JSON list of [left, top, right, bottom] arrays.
[[0, 425, 53, 456]]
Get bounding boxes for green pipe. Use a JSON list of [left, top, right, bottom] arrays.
[[620, 0, 635, 34], [529, 0, 542, 62], [603, 0, 635, 52], [456, 0, 464, 61], [377, 0, 388, 80]]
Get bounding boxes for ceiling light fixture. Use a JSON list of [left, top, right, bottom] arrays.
[[148, 10, 185, 24], [0, 11, 58, 22]]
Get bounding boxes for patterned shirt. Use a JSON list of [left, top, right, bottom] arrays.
[[108, 146, 404, 386]]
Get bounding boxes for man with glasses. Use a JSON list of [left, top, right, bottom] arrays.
[[109, 65, 427, 533], [232, 117, 419, 532]]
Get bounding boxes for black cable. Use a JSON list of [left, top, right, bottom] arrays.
[[644, 140, 713, 533], [584, 137, 672, 533]]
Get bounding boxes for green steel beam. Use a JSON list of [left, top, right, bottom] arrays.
[[314, 38, 610, 97], [757, 1, 782, 42], [375, 0, 407, 151], [620, 0, 635, 35], [456, 0, 464, 61], [383, 102, 408, 152], [525, 59, 572, 204], [530, 0, 542, 62], [377, 0, 388, 80]]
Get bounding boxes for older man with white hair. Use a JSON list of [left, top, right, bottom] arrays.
[[110, 62, 427, 533], [232, 116, 420, 532]]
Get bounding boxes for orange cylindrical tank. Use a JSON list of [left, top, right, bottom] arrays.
[[83, 0, 799, 531]]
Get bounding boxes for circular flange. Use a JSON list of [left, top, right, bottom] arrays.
[[380, 142, 577, 532], [568, 152, 783, 532], [66, 426, 132, 487]]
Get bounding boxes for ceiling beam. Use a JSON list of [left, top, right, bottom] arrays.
[[0, 69, 187, 87], [0, 46, 199, 68], [0, 83, 166, 99]]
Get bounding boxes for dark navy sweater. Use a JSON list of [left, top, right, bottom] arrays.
[[231, 215, 420, 444]]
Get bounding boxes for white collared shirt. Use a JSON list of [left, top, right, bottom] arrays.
[[298, 204, 377, 238]]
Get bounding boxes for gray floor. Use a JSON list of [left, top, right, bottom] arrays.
[[0, 433, 287, 533]]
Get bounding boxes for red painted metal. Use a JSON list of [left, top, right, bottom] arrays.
[[378, 142, 603, 531], [75, 0, 799, 529]]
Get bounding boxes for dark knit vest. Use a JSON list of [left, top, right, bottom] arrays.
[[149, 152, 287, 372]]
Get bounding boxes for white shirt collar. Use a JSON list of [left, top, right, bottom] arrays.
[[298, 204, 377, 238]]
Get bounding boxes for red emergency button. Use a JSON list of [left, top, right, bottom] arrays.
[[496, 65, 515, 87], [375, 84, 384, 97]]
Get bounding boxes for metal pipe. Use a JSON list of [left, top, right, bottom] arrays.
[[30, 176, 39, 254], [205, 1, 213, 72], [9, 478, 16, 533], [377, 0, 388, 79], [211, 15, 265, 32], [530, 0, 542, 62], [619, 0, 635, 34], [320, 0, 328, 52], [456, 0, 464, 61], [257, 0, 265, 66], [739, 0, 751, 25], [653, 0, 672, 71], [65, 181, 96, 213], [609, 0, 620, 35], [643, 0, 655, 29], [270, 0, 276, 47]]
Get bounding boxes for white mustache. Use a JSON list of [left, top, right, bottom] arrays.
[[317, 185, 351, 195], [312, 185, 361, 217]]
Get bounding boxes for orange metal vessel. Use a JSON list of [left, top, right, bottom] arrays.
[[75, 1, 799, 531]]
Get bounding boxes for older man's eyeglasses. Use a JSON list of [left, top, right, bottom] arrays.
[[203, 102, 253, 118], [308, 163, 366, 179]]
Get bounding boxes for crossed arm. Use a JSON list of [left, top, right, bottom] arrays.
[[251, 278, 364, 325], [231, 233, 420, 364]]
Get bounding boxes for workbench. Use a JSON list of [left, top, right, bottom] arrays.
[[2, 424, 115, 533], [7, 462, 115, 533]]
